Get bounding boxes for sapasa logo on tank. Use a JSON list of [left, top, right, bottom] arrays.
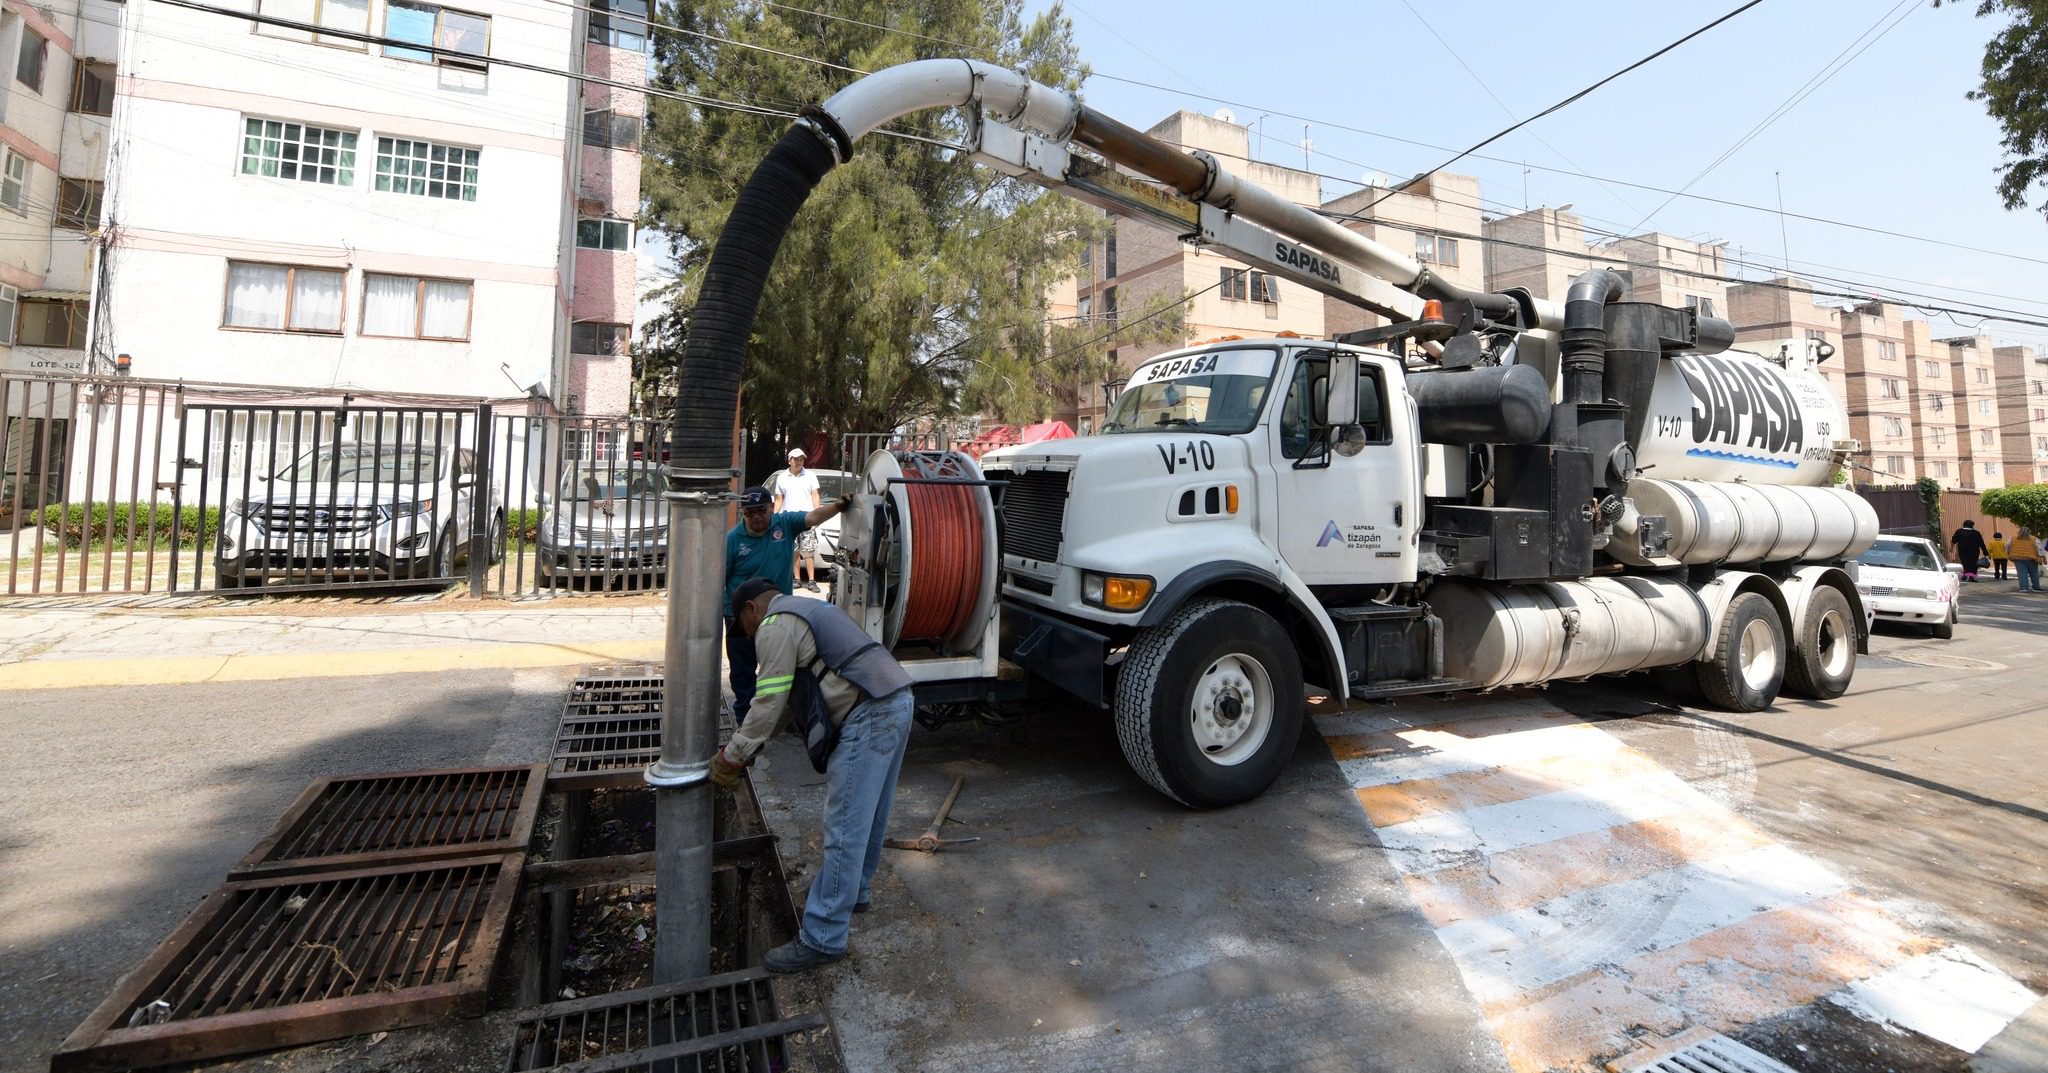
[[1671, 353, 1806, 457]]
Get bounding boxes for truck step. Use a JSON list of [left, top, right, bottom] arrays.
[[1325, 603, 1426, 622], [1347, 676, 1471, 701]]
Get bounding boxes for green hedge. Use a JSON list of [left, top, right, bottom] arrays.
[[34, 503, 223, 551], [505, 507, 542, 549]]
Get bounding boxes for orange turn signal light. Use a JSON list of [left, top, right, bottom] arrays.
[[1224, 484, 1240, 514], [1103, 576, 1154, 610], [1420, 299, 1446, 324]]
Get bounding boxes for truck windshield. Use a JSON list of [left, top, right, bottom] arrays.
[[279, 445, 440, 483], [1101, 349, 1276, 435]]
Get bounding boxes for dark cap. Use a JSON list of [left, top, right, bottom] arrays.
[[740, 486, 772, 509], [731, 577, 779, 617]]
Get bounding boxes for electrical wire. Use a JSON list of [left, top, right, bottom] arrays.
[[1349, 0, 1769, 215]]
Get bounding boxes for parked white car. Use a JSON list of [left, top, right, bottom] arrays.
[[215, 443, 502, 588], [536, 464, 668, 587], [1854, 535, 1961, 638]]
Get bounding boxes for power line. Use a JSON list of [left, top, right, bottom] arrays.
[[1351, 0, 1769, 215], [1624, 0, 1920, 235]]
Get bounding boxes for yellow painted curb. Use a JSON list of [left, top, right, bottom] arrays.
[[0, 638, 666, 691]]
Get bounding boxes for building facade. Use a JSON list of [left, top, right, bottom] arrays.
[[1321, 171, 1484, 341], [1994, 344, 2048, 485], [1838, 301, 1914, 483], [97, 0, 637, 415], [1904, 319, 1962, 487], [1943, 335, 2006, 491]]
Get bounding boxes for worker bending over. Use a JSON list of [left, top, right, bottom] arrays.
[[712, 576, 915, 973]]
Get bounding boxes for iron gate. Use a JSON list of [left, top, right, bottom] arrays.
[[174, 403, 495, 594]]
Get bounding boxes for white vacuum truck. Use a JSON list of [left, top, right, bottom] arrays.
[[672, 59, 1878, 807]]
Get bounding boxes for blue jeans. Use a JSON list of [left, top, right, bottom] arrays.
[[2019, 559, 2042, 592], [800, 687, 915, 956], [724, 618, 757, 722]]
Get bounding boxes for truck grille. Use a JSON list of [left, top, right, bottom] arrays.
[[998, 469, 1071, 564]]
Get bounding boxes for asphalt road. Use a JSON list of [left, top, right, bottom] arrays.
[[2, 588, 2043, 1073]]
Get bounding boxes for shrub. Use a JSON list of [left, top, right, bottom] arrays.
[[1981, 484, 2048, 535], [34, 503, 223, 550]]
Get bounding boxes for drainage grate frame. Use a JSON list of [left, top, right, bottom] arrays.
[[234, 764, 548, 877], [550, 668, 665, 790], [504, 967, 825, 1072], [1610, 1030, 1805, 1073], [53, 855, 525, 1073]]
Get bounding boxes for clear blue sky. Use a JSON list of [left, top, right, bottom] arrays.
[[1029, 0, 2048, 350]]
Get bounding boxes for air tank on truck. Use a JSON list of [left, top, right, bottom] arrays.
[[667, 57, 1879, 808]]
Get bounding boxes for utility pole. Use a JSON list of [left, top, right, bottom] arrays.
[[1775, 171, 1792, 273]]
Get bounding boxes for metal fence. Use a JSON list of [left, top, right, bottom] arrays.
[[2, 372, 682, 598]]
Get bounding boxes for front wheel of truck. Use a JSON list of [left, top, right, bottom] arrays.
[[1115, 598, 1304, 808]]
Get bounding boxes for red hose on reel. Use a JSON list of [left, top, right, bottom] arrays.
[[896, 454, 985, 645]]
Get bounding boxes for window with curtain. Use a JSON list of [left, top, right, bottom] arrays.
[[241, 118, 357, 185], [362, 273, 471, 340], [17, 298, 87, 348], [375, 137, 479, 200], [224, 262, 344, 333], [383, 1, 489, 66], [257, 0, 371, 46]]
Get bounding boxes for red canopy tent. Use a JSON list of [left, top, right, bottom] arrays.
[[958, 419, 1075, 460]]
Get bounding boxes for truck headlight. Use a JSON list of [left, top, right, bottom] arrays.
[[1082, 571, 1154, 611]]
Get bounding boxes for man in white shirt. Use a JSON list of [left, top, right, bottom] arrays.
[[773, 448, 825, 592]]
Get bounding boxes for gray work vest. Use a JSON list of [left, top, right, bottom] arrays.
[[765, 596, 914, 704]]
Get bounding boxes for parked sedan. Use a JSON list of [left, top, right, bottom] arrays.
[[537, 465, 668, 587], [1854, 534, 1962, 638]]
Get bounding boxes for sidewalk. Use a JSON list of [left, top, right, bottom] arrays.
[[0, 597, 670, 690]]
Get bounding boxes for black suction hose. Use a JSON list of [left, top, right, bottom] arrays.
[[667, 123, 842, 490], [1560, 269, 1626, 406]]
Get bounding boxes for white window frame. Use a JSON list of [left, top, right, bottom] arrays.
[[360, 272, 473, 341], [0, 283, 17, 345], [1980, 398, 1994, 416], [1248, 270, 1278, 305], [254, 0, 372, 48], [575, 217, 632, 251], [0, 149, 26, 214], [240, 117, 358, 185], [1882, 416, 1904, 437], [1881, 379, 1900, 399], [374, 136, 479, 201]]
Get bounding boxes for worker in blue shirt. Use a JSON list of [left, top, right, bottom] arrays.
[[724, 484, 851, 723]]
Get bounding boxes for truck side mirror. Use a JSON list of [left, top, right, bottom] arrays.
[[1323, 351, 1360, 427]]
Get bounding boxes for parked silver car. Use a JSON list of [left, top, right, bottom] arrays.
[[537, 464, 668, 587], [215, 442, 502, 588]]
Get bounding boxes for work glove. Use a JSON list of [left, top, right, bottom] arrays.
[[710, 747, 746, 792]]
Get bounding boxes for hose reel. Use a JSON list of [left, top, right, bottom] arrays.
[[852, 450, 1000, 654]]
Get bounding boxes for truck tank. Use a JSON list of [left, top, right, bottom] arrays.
[[1429, 575, 1711, 690], [1632, 347, 1846, 486]]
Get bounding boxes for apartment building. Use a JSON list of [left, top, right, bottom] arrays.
[[1725, 276, 1847, 405], [97, 0, 639, 416], [1994, 344, 2048, 484], [1070, 110, 1325, 434], [0, 0, 121, 511], [1484, 208, 1730, 327], [1944, 334, 2005, 490], [1839, 301, 1915, 483], [1905, 319, 1962, 488], [1321, 171, 1484, 341]]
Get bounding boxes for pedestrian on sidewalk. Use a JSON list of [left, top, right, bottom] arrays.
[[723, 486, 851, 725], [713, 577, 915, 974], [1987, 531, 2010, 581], [773, 448, 824, 592], [2010, 528, 2042, 593], [1952, 520, 1988, 582]]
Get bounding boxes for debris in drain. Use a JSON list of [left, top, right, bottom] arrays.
[[561, 885, 658, 996]]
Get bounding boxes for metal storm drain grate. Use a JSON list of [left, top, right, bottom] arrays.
[[550, 669, 666, 790], [234, 765, 548, 876], [506, 968, 824, 1072], [1610, 1030, 1804, 1073], [54, 855, 524, 1073]]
